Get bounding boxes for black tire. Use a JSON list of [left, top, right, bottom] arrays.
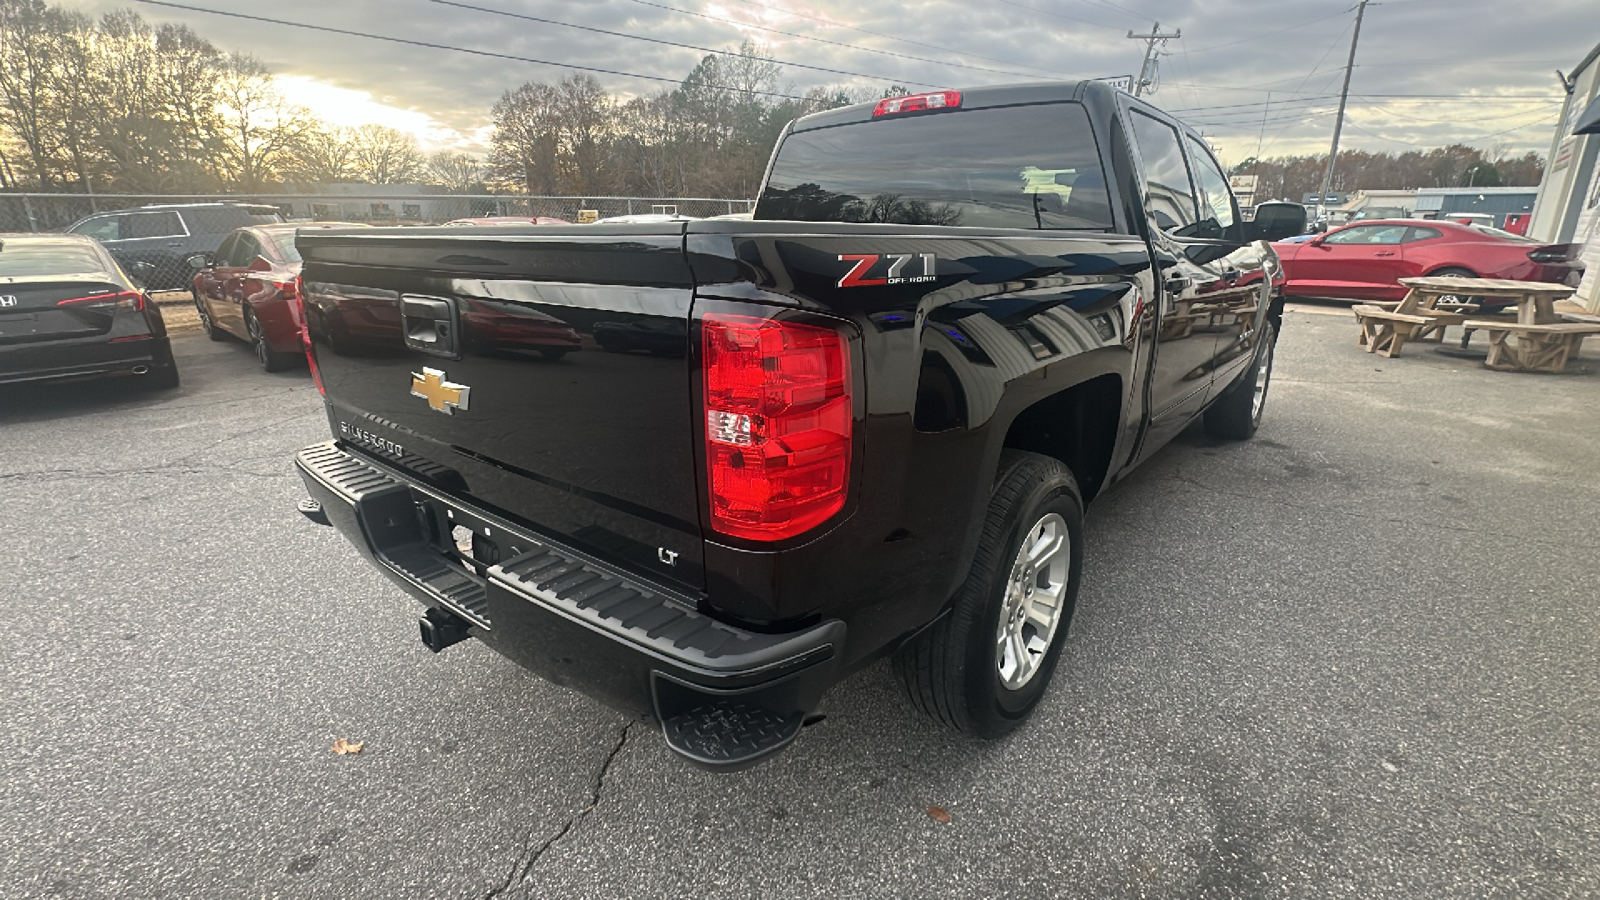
[[245, 306, 296, 373], [1204, 319, 1276, 440], [893, 450, 1085, 738], [194, 290, 226, 342]]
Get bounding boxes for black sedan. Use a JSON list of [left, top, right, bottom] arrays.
[[0, 233, 178, 389]]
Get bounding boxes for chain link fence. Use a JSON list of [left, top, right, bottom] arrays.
[[0, 192, 754, 292]]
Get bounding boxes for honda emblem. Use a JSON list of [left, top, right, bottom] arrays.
[[0, 295, 17, 308]]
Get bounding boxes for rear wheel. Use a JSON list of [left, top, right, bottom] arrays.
[[1429, 267, 1483, 310], [245, 306, 296, 373], [194, 290, 226, 342], [893, 450, 1084, 738], [1204, 319, 1276, 440]]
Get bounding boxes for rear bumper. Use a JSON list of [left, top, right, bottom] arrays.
[[294, 441, 845, 769], [0, 336, 174, 385]]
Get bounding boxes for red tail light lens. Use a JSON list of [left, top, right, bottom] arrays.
[[1528, 246, 1573, 264], [57, 290, 143, 311], [292, 275, 325, 395], [702, 313, 852, 541], [873, 90, 961, 117]]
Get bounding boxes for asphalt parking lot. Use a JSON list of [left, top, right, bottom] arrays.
[[2, 308, 1597, 899]]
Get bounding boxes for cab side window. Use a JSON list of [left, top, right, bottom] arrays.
[[70, 215, 122, 242], [1129, 110, 1199, 235], [1184, 136, 1238, 241]]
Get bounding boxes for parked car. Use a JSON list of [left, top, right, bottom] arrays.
[[188, 223, 365, 371], [290, 80, 1307, 770], [443, 217, 572, 226], [1272, 219, 1584, 310], [0, 233, 177, 389], [65, 202, 283, 292]]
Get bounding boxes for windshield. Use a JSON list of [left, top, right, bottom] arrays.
[[757, 102, 1114, 231], [0, 242, 108, 277]]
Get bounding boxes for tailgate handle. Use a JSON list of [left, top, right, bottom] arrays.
[[401, 294, 460, 358]]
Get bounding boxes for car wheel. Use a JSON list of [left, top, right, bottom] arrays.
[[1429, 267, 1481, 309], [1204, 319, 1276, 440], [194, 290, 226, 342], [245, 306, 295, 373], [893, 450, 1084, 738]]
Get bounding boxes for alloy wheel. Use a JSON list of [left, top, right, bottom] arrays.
[[996, 512, 1071, 691]]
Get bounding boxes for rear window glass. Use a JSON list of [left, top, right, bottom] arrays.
[[0, 242, 107, 277], [756, 103, 1114, 231], [265, 229, 302, 262]]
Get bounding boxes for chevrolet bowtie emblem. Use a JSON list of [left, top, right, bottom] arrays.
[[410, 367, 471, 415]]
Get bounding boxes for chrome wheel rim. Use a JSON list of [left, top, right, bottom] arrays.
[[1251, 338, 1273, 422], [996, 512, 1070, 691]]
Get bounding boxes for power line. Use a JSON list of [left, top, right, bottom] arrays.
[[722, 0, 1078, 80], [127, 0, 817, 99], [430, 0, 924, 86], [622, 0, 1078, 82]]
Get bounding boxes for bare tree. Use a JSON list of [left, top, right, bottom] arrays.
[[427, 150, 481, 192], [490, 81, 562, 194], [348, 123, 423, 184], [213, 53, 309, 189], [289, 126, 356, 184]]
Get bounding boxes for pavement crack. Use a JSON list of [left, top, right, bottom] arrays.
[[483, 721, 636, 899]]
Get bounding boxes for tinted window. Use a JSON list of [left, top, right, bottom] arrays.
[[211, 234, 239, 268], [124, 211, 185, 239], [226, 233, 263, 267], [0, 242, 108, 277], [186, 207, 250, 234], [1129, 110, 1198, 234], [1403, 226, 1443, 243], [1184, 135, 1236, 239], [265, 229, 302, 262], [69, 215, 122, 242], [757, 103, 1114, 231], [1324, 224, 1408, 245]]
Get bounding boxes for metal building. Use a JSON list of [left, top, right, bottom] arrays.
[[1529, 40, 1600, 245], [1413, 187, 1537, 229]]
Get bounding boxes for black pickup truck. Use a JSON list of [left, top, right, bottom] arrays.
[[293, 81, 1304, 770]]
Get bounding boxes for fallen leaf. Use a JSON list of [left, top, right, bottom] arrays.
[[330, 738, 364, 756], [926, 806, 952, 824]]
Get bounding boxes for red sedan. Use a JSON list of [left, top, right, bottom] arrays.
[[1272, 219, 1583, 309], [189, 223, 364, 371]]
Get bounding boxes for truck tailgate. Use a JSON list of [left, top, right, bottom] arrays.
[[297, 225, 703, 589]]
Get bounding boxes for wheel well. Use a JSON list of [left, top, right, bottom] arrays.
[[1425, 264, 1477, 277], [1001, 374, 1122, 502]]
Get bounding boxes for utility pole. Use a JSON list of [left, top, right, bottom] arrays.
[[1128, 22, 1181, 97], [1317, 0, 1369, 221]]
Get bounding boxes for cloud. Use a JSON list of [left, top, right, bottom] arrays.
[[60, 0, 1599, 163]]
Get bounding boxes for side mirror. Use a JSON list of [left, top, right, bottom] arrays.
[[128, 260, 157, 286], [1308, 234, 1327, 247], [185, 252, 212, 271]]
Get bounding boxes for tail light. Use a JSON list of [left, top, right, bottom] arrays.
[[57, 290, 143, 311], [873, 90, 961, 117], [702, 313, 852, 541], [291, 275, 325, 395], [1528, 245, 1574, 264]]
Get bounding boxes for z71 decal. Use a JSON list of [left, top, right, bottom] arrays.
[[837, 253, 938, 288]]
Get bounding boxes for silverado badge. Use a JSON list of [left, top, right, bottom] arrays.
[[410, 367, 471, 415]]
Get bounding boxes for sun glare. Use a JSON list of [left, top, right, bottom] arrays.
[[272, 75, 485, 152]]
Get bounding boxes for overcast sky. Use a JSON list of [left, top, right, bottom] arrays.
[[58, 0, 1600, 165]]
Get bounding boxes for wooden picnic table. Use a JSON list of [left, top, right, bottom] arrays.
[[1353, 277, 1599, 371], [1430, 277, 1600, 373]]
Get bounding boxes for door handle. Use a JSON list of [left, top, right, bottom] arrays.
[[1374, 251, 1397, 257]]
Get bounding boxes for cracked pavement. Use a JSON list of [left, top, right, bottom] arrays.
[[2, 312, 1598, 898]]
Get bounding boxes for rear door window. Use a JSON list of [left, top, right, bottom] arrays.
[[757, 102, 1115, 231], [1403, 226, 1443, 243], [123, 211, 186, 240], [1129, 110, 1199, 235]]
